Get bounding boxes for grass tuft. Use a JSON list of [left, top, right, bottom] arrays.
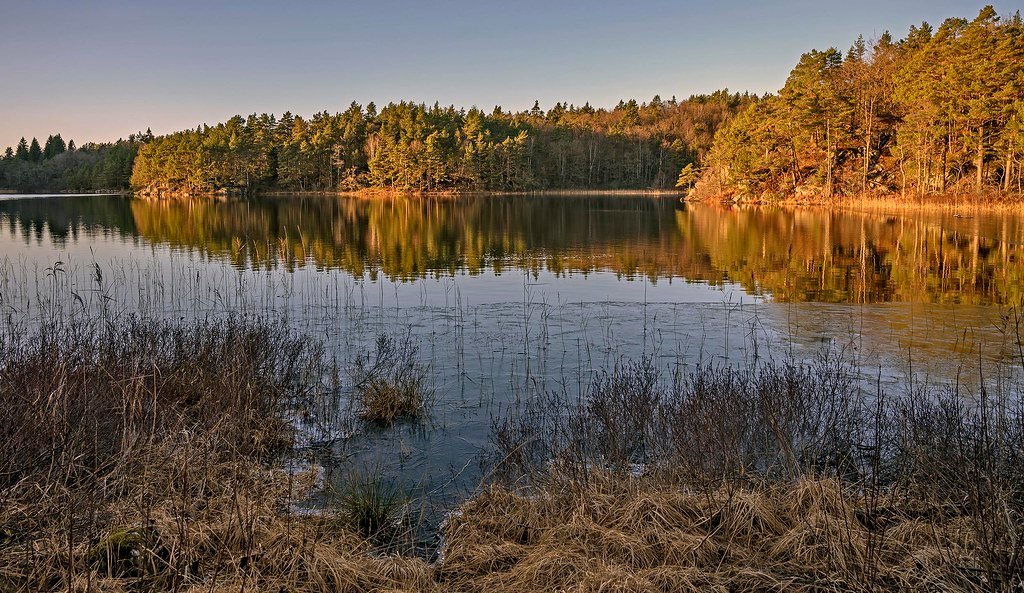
[[353, 334, 430, 424], [331, 467, 407, 543]]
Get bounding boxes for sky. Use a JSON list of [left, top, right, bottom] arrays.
[[0, 0, 1011, 150]]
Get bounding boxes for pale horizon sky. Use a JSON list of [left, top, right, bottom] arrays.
[[0, 0, 1011, 150]]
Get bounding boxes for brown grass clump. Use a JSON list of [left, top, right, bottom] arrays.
[[436, 474, 987, 592], [359, 378, 426, 424], [353, 334, 429, 424]]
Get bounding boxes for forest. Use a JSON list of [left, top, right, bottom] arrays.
[[0, 95, 746, 194], [127, 93, 747, 195], [695, 6, 1024, 200], [3, 6, 1021, 200], [0, 133, 145, 193]]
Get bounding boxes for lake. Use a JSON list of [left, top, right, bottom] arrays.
[[2, 192, 1022, 516]]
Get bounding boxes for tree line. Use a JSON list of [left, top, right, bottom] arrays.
[[695, 6, 1024, 200], [129, 93, 748, 195], [0, 132, 149, 192], [8, 7, 1018, 200]]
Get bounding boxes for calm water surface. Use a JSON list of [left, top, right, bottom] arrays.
[[3, 193, 1022, 514]]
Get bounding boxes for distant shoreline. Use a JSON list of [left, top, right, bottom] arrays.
[[0, 189, 129, 196], [685, 191, 1024, 212], [8, 188, 1024, 212], [135, 187, 687, 200]]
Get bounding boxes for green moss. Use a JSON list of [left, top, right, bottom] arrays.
[[89, 526, 164, 578]]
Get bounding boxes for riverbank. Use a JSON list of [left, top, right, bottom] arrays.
[[0, 189, 129, 196], [2, 313, 1020, 592], [686, 190, 1024, 213], [136, 186, 686, 200]]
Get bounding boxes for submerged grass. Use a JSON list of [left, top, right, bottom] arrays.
[[353, 334, 430, 425], [329, 467, 408, 543]]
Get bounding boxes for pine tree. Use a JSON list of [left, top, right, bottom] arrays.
[[957, 6, 1004, 191], [28, 138, 42, 162], [676, 163, 700, 189], [779, 48, 850, 196], [43, 134, 66, 159], [15, 138, 29, 160]]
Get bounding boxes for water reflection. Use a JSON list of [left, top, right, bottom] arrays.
[[2, 192, 1022, 521], [678, 205, 1024, 305], [2, 194, 1023, 305]]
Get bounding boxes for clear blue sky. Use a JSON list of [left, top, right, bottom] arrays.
[[0, 0, 1008, 150]]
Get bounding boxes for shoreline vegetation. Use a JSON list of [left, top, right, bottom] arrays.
[[687, 189, 1024, 212], [6, 182, 1024, 219], [138, 187, 689, 200], [2, 312, 1023, 592], [9, 187, 1024, 215]]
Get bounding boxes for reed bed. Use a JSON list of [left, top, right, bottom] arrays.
[[1, 259, 1022, 590], [0, 315, 432, 592], [486, 351, 1024, 591]]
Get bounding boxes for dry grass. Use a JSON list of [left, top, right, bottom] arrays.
[[489, 351, 1024, 591], [3, 316, 1022, 592], [353, 334, 429, 424], [0, 316, 430, 593], [437, 474, 985, 592]]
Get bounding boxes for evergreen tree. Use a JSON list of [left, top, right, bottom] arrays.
[[697, 5, 1024, 199], [15, 138, 29, 160], [43, 134, 66, 159], [676, 163, 700, 189], [28, 138, 42, 162]]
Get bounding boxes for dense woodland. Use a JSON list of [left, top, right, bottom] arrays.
[[4, 6, 1021, 200], [0, 133, 145, 192], [127, 94, 747, 194], [696, 6, 1024, 200]]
